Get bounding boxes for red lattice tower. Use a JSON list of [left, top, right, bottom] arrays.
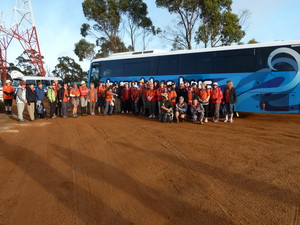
[[0, 0, 45, 81]]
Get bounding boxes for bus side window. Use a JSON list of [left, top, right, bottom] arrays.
[[26, 80, 36, 86], [42, 80, 51, 86]]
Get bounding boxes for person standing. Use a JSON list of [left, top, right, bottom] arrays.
[[121, 83, 131, 113], [156, 82, 167, 120], [97, 82, 106, 114], [103, 86, 117, 115], [35, 82, 45, 118], [79, 81, 89, 116], [198, 83, 210, 123], [146, 83, 157, 119], [88, 82, 98, 115], [210, 82, 223, 122], [16, 81, 27, 122], [26, 83, 37, 121], [2, 80, 15, 115], [59, 83, 70, 118], [112, 83, 121, 113], [47, 82, 58, 119], [131, 84, 140, 115], [223, 81, 237, 123], [69, 83, 80, 118]]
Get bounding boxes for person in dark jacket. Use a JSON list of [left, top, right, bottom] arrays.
[[223, 80, 237, 123], [26, 83, 37, 121], [176, 83, 188, 103], [58, 83, 70, 118], [35, 82, 45, 118]]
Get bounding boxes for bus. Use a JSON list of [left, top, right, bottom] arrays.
[[88, 40, 300, 113], [11, 72, 62, 92]]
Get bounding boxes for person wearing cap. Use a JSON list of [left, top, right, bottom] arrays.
[[146, 83, 157, 118], [26, 83, 37, 121], [223, 80, 237, 123], [2, 80, 15, 115], [198, 83, 210, 123], [35, 82, 46, 118], [160, 92, 173, 123], [210, 82, 223, 122], [58, 83, 70, 118], [16, 81, 27, 122], [79, 81, 89, 116], [47, 82, 58, 119], [175, 96, 187, 123], [190, 98, 205, 124], [69, 83, 80, 117], [87, 82, 98, 115]]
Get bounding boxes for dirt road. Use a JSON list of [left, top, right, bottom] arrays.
[[0, 111, 299, 225]]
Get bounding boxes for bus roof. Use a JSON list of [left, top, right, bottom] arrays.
[[92, 40, 300, 62], [13, 76, 62, 80]]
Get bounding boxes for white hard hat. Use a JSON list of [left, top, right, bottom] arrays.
[[81, 81, 86, 85], [6, 80, 12, 84], [212, 82, 218, 86]]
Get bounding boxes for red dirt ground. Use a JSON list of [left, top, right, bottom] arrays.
[[0, 105, 299, 225]]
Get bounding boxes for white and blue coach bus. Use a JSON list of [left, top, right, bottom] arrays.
[[88, 40, 300, 113]]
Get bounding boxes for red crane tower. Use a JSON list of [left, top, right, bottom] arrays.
[[0, 0, 45, 81]]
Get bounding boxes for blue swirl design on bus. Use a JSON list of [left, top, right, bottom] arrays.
[[98, 47, 300, 113]]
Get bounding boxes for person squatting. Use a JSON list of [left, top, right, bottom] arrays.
[[9, 79, 237, 124]]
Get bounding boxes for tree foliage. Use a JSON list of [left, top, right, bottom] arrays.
[[156, 0, 202, 50], [15, 51, 38, 76], [195, 0, 245, 47], [74, 39, 96, 61], [52, 56, 87, 83]]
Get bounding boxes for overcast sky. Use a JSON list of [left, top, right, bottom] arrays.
[[2, 0, 300, 73]]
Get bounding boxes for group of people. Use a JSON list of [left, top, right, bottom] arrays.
[[2, 78, 237, 124]]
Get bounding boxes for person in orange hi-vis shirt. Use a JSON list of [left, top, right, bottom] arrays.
[[167, 83, 177, 107], [121, 83, 131, 113], [198, 83, 210, 123], [210, 82, 223, 122], [131, 84, 140, 115], [103, 86, 118, 116], [88, 82, 98, 115], [69, 83, 80, 118], [2, 80, 15, 115], [146, 83, 157, 119], [79, 81, 89, 116]]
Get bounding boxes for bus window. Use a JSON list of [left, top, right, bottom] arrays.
[[26, 80, 36, 85], [42, 80, 51, 86], [158, 55, 179, 75], [91, 63, 101, 83], [124, 59, 151, 76], [12, 79, 21, 87], [101, 60, 123, 77], [181, 52, 214, 74], [215, 49, 254, 73]]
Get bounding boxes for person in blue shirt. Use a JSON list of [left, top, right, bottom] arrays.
[[35, 82, 46, 118]]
